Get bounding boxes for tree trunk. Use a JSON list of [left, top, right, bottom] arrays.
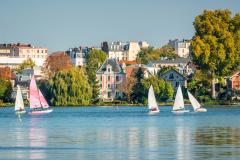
[[212, 78, 216, 99]]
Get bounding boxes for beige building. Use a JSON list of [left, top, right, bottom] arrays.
[[168, 39, 190, 58], [127, 42, 141, 61], [0, 43, 48, 68], [107, 41, 141, 61]]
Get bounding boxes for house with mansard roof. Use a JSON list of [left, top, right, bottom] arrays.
[[96, 58, 126, 101]]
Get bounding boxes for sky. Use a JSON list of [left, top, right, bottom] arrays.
[[0, 0, 240, 52]]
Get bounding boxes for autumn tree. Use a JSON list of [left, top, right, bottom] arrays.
[[118, 75, 136, 103], [42, 51, 72, 78], [191, 9, 239, 98], [0, 67, 11, 80]]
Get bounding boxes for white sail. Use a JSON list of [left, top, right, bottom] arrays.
[[173, 85, 185, 111], [15, 85, 25, 111], [187, 91, 201, 111], [148, 85, 159, 111]]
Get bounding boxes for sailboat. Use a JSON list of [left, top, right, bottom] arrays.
[[187, 91, 207, 112], [15, 85, 26, 114], [172, 85, 189, 113], [148, 85, 160, 114], [28, 75, 53, 115]]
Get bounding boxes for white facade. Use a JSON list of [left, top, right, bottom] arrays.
[[127, 42, 141, 61], [107, 41, 141, 61], [168, 39, 190, 58], [0, 57, 46, 69], [0, 43, 48, 68], [67, 47, 92, 67]]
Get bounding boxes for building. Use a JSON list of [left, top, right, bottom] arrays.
[[0, 43, 48, 68], [139, 41, 149, 48], [126, 42, 141, 61], [66, 47, 91, 67], [227, 72, 240, 99], [148, 58, 195, 76], [124, 64, 153, 79], [160, 69, 187, 91], [168, 39, 191, 58], [96, 58, 126, 101], [103, 41, 142, 61], [108, 41, 127, 61]]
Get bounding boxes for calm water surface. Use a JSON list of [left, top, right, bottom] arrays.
[[0, 106, 240, 160]]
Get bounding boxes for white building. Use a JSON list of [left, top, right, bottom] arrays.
[[168, 39, 190, 58], [0, 43, 48, 68], [107, 41, 141, 61], [67, 47, 91, 66]]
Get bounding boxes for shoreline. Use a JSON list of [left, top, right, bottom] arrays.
[[1, 103, 240, 108]]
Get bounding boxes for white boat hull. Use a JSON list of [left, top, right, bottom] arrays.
[[195, 108, 207, 112], [28, 109, 53, 115], [15, 110, 26, 114], [149, 110, 160, 115], [172, 110, 190, 114]]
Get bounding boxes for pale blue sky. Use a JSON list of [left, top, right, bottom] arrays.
[[0, 0, 239, 52]]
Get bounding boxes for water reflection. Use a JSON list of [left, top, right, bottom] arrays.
[[195, 127, 240, 145], [29, 118, 47, 159], [175, 117, 191, 160], [193, 127, 240, 158]]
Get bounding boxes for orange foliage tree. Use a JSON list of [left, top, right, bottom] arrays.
[[42, 51, 72, 78]]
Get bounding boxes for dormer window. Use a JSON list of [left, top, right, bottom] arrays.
[[107, 64, 112, 72]]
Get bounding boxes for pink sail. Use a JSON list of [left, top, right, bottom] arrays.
[[29, 75, 41, 109], [39, 90, 49, 109]]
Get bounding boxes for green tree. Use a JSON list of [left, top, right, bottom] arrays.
[[137, 45, 177, 64], [131, 68, 145, 103], [191, 9, 239, 98], [49, 68, 92, 106], [159, 44, 176, 60], [141, 76, 174, 102], [86, 49, 107, 103], [0, 78, 12, 102], [17, 58, 36, 73]]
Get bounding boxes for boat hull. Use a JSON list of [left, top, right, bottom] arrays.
[[149, 110, 160, 115], [15, 110, 26, 114], [28, 109, 53, 115], [172, 110, 190, 114], [195, 108, 207, 112]]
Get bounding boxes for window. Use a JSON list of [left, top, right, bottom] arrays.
[[108, 91, 111, 98], [116, 76, 119, 81], [108, 68, 111, 72], [108, 76, 110, 81], [175, 82, 179, 87], [108, 84, 110, 88], [169, 73, 174, 79]]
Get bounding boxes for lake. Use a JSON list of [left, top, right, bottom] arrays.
[[0, 106, 240, 160]]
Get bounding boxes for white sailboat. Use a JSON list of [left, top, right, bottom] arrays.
[[148, 85, 160, 114], [172, 85, 189, 113], [28, 75, 53, 115], [187, 91, 207, 112], [15, 85, 26, 114]]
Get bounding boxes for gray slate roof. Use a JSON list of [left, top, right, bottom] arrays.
[[97, 58, 124, 74], [148, 57, 191, 66]]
